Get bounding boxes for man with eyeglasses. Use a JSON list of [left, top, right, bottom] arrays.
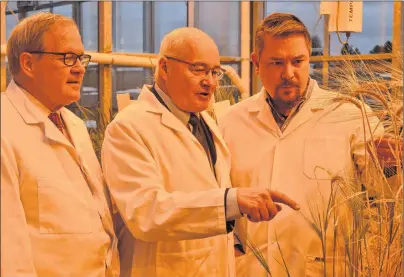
[[102, 27, 299, 277], [1, 13, 119, 277]]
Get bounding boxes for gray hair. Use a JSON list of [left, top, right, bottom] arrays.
[[7, 12, 78, 76]]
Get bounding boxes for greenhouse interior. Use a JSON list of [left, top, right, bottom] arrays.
[[1, 1, 403, 277]]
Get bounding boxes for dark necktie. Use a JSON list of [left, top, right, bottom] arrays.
[[188, 113, 211, 159], [48, 112, 64, 133], [151, 85, 217, 168]]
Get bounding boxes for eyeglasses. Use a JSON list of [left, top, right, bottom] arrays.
[[165, 55, 226, 79], [29, 51, 92, 68]]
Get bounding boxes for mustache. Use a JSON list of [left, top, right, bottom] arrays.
[[277, 79, 300, 88]]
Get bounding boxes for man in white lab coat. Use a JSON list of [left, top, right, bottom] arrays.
[[1, 13, 119, 277], [102, 27, 300, 277], [220, 13, 393, 277]]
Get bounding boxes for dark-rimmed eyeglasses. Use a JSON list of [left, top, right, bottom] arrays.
[[165, 55, 226, 79], [29, 51, 92, 68]]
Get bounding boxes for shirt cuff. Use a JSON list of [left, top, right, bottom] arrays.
[[225, 188, 242, 221]]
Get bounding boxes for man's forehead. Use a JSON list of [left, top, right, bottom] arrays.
[[187, 42, 220, 64], [46, 23, 78, 37], [262, 35, 309, 57], [164, 30, 220, 66], [264, 33, 306, 45], [43, 24, 83, 51]]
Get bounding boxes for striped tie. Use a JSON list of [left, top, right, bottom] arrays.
[[48, 112, 64, 133]]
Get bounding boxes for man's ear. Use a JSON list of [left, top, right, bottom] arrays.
[[158, 57, 169, 80], [251, 52, 260, 74], [19, 52, 36, 79]]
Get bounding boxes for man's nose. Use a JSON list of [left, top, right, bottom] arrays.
[[202, 70, 216, 87], [282, 63, 294, 80], [71, 59, 86, 74]]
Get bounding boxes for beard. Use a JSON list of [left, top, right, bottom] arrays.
[[273, 78, 302, 110]]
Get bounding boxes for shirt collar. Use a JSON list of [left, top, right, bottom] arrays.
[[154, 84, 196, 126]]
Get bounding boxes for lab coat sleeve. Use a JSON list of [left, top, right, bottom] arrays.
[[1, 137, 37, 277], [101, 120, 228, 242]]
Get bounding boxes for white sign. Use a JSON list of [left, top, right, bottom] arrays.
[[320, 1, 363, 33]]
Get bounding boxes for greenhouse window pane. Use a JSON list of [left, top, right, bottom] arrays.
[[195, 2, 241, 57], [80, 63, 99, 110], [6, 13, 19, 40], [265, 1, 394, 56], [6, 1, 18, 10], [153, 2, 187, 53], [330, 2, 393, 55], [52, 4, 72, 17], [112, 66, 155, 114], [81, 1, 98, 51], [309, 62, 324, 87], [113, 2, 144, 52], [27, 8, 51, 17]]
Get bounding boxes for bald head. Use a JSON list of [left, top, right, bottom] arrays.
[[159, 27, 219, 60], [155, 27, 221, 113]]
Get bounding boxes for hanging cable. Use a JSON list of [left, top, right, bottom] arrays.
[[336, 1, 351, 45]]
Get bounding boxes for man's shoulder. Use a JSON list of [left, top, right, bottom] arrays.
[[109, 100, 152, 129], [61, 107, 88, 128], [221, 93, 261, 126], [61, 107, 81, 120], [310, 86, 377, 126], [1, 92, 12, 110], [117, 100, 147, 118], [1, 93, 21, 130]]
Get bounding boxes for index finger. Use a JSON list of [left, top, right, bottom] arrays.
[[269, 190, 300, 210]]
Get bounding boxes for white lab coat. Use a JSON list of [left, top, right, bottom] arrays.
[[1, 80, 119, 277], [220, 81, 381, 277], [102, 85, 236, 277]]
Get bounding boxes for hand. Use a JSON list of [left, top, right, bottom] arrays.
[[236, 188, 300, 222], [373, 135, 402, 168]]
